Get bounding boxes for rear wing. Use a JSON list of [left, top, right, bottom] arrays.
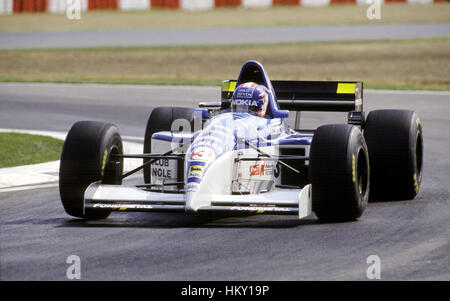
[[221, 80, 363, 113]]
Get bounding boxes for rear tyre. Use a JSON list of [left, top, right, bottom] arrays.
[[59, 121, 123, 219], [364, 109, 423, 201], [310, 124, 370, 222], [143, 107, 194, 183]]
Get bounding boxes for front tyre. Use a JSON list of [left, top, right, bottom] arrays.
[[310, 124, 370, 222], [59, 121, 123, 219]]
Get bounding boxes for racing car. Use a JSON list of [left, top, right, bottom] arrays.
[[59, 60, 423, 222]]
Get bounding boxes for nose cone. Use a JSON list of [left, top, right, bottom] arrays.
[[184, 150, 236, 213]]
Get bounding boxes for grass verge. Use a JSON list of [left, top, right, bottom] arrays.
[[0, 132, 63, 168], [1, 39, 449, 91], [0, 4, 449, 32]]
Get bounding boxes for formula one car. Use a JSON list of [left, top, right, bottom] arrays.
[[59, 60, 423, 222]]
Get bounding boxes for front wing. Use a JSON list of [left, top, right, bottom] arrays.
[[84, 183, 312, 219]]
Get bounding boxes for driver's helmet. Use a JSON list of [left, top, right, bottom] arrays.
[[231, 82, 270, 118]]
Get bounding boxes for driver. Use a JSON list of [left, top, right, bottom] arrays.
[[231, 82, 271, 118]]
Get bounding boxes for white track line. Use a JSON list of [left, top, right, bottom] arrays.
[[0, 183, 59, 193]]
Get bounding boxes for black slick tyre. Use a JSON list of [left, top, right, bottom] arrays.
[[59, 121, 123, 219], [310, 124, 370, 222], [364, 109, 423, 201]]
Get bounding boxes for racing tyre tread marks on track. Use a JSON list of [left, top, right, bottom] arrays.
[[59, 121, 123, 219], [310, 124, 370, 222], [364, 109, 423, 201], [143, 106, 194, 184]]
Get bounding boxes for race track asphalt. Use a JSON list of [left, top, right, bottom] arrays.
[[0, 83, 449, 280], [1, 23, 450, 49]]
